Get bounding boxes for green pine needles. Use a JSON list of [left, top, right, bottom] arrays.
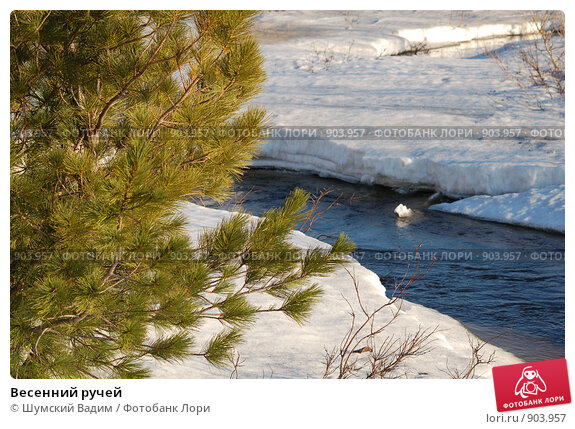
[[10, 10, 355, 378]]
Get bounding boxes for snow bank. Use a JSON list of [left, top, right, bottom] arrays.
[[255, 11, 540, 57], [254, 137, 564, 198], [253, 54, 564, 197], [396, 22, 537, 45], [147, 204, 522, 379], [429, 185, 565, 233], [250, 11, 564, 231]]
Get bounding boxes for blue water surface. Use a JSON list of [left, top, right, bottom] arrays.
[[206, 169, 565, 362]]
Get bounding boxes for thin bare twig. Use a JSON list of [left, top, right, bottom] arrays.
[[323, 251, 436, 379]]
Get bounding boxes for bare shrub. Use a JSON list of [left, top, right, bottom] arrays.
[[228, 351, 245, 379], [364, 327, 438, 378], [304, 41, 355, 73], [299, 187, 358, 233], [393, 41, 431, 56], [311, 44, 335, 72], [323, 255, 437, 379], [485, 11, 564, 98], [443, 335, 496, 379], [443, 325, 515, 379], [231, 187, 256, 211]]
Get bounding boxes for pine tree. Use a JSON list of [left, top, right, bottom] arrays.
[[10, 10, 355, 378]]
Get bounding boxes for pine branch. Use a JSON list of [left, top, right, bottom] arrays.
[[91, 14, 180, 136], [147, 76, 201, 140]]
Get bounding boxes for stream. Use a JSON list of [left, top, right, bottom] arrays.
[[206, 168, 565, 363]]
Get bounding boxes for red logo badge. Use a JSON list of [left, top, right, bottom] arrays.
[[492, 359, 571, 412]]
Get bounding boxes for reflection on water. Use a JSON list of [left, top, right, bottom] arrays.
[[205, 169, 565, 362]]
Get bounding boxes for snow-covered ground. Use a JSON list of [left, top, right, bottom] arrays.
[[147, 203, 522, 379], [250, 11, 564, 232], [254, 10, 541, 57], [429, 184, 564, 233]]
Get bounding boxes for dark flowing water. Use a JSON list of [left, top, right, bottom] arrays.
[[206, 169, 565, 362]]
